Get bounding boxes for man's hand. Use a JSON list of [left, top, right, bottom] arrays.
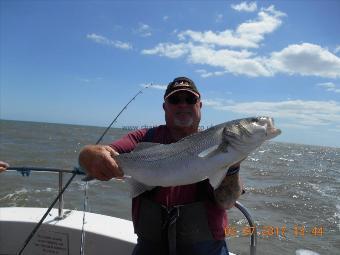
[[78, 145, 124, 181], [213, 160, 244, 209], [0, 161, 9, 173]]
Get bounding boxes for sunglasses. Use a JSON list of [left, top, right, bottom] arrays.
[[167, 94, 199, 105]]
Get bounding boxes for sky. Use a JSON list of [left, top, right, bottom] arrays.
[[1, 0, 340, 148]]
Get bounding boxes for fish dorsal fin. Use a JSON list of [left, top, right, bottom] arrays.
[[133, 142, 161, 152], [198, 143, 229, 158]]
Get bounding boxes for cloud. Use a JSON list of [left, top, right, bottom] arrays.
[[86, 33, 132, 50], [141, 4, 340, 79], [140, 83, 167, 90], [142, 43, 190, 58], [202, 98, 233, 107], [163, 16, 169, 21], [188, 45, 272, 77], [178, 5, 285, 49], [143, 42, 272, 77], [269, 43, 340, 78], [231, 1, 257, 12], [135, 23, 152, 37], [150, 84, 167, 90], [203, 99, 340, 127], [317, 82, 340, 93], [143, 40, 340, 78], [215, 14, 223, 23], [335, 45, 340, 54], [195, 69, 226, 78]]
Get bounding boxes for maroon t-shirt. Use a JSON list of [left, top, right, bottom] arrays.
[[110, 125, 227, 239]]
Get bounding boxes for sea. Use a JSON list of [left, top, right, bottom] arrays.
[[0, 120, 339, 255]]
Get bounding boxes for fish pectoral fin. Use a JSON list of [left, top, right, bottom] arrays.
[[127, 177, 155, 198], [198, 144, 227, 158], [133, 142, 161, 152], [209, 170, 228, 189]]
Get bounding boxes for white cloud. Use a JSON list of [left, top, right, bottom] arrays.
[[187, 45, 272, 77], [195, 69, 226, 78], [178, 5, 285, 49], [149, 84, 167, 90], [202, 98, 233, 107], [215, 14, 223, 23], [231, 1, 257, 12], [317, 82, 340, 93], [141, 4, 340, 79], [140, 83, 167, 90], [203, 99, 340, 127], [143, 40, 340, 78], [269, 43, 340, 78], [135, 23, 152, 37], [86, 33, 132, 50], [163, 16, 169, 21], [142, 43, 190, 58], [335, 45, 340, 54]]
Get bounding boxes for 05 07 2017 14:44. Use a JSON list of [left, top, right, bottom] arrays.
[[224, 225, 324, 238]]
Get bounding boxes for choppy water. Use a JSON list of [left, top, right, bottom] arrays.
[[0, 120, 339, 255]]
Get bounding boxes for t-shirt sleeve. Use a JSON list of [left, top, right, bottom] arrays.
[[109, 128, 148, 154]]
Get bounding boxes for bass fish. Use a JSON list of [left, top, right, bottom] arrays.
[[115, 116, 281, 197]]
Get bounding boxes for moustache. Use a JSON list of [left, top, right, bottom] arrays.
[[175, 111, 193, 115]]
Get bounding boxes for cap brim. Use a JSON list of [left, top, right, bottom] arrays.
[[164, 89, 200, 99]]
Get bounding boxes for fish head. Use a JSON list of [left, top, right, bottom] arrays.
[[222, 117, 281, 153], [256, 116, 281, 140]]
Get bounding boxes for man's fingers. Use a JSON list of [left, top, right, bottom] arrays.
[[0, 161, 9, 172], [78, 145, 123, 181], [104, 146, 119, 157], [103, 154, 124, 178], [95, 171, 112, 181]]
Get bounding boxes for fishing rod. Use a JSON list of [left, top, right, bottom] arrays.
[[13, 83, 152, 255], [6, 166, 85, 176], [80, 84, 151, 255]]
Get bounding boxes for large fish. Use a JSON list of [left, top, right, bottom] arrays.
[[115, 116, 281, 197]]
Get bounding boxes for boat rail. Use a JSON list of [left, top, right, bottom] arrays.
[[6, 167, 256, 254]]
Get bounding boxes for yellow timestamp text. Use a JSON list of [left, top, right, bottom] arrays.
[[224, 225, 324, 238]]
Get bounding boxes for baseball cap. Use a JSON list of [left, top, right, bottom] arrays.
[[164, 77, 200, 99]]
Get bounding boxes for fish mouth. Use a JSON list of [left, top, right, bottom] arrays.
[[258, 117, 281, 138]]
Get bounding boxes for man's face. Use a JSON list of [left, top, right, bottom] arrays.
[[163, 91, 202, 129]]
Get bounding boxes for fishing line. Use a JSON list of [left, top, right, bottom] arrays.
[[14, 83, 152, 255]]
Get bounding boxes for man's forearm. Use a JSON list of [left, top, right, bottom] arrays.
[[214, 172, 242, 209]]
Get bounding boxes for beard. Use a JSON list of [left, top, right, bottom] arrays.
[[173, 111, 194, 127]]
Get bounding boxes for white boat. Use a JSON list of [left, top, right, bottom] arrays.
[[0, 168, 255, 255], [0, 207, 137, 255]]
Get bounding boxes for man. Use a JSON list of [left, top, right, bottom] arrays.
[[79, 77, 243, 255]]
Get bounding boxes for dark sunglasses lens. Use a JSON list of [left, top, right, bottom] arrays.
[[186, 96, 198, 104], [168, 96, 180, 104], [168, 95, 198, 105]]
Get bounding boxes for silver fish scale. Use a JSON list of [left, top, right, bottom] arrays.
[[117, 123, 225, 164], [113, 117, 281, 194]]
